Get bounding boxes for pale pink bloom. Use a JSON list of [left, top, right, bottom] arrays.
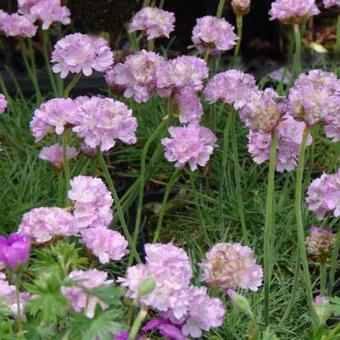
[[306, 226, 336, 257], [129, 7, 175, 40], [174, 88, 203, 124], [0, 93, 7, 114], [61, 269, 113, 318], [39, 143, 78, 168], [323, 0, 340, 8], [0, 11, 37, 37]]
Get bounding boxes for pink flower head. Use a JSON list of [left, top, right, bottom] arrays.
[[314, 295, 329, 304], [306, 226, 336, 258], [68, 176, 113, 230], [231, 0, 251, 15], [0, 233, 31, 269], [155, 56, 209, 97], [129, 7, 175, 40], [323, 0, 340, 8], [105, 50, 164, 103], [192, 16, 237, 55], [61, 269, 113, 318], [18, 207, 77, 243], [119, 243, 193, 319], [162, 124, 217, 171], [72, 96, 137, 152], [0, 11, 37, 37], [200, 242, 263, 292], [306, 170, 340, 220], [288, 70, 340, 127], [30, 98, 80, 141], [204, 70, 256, 110], [174, 88, 203, 124], [324, 111, 340, 142], [248, 115, 312, 172], [81, 227, 129, 264], [39, 143, 78, 168], [18, 0, 71, 30], [0, 93, 7, 114], [51, 33, 113, 78], [238, 88, 286, 132], [269, 0, 320, 24]]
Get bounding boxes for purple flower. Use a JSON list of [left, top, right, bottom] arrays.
[[324, 112, 340, 142], [238, 88, 286, 132], [129, 7, 175, 40], [306, 170, 340, 220], [114, 331, 129, 340], [0, 93, 7, 114], [204, 70, 256, 109], [39, 143, 78, 168], [143, 318, 186, 340], [247, 114, 312, 172], [192, 16, 237, 55], [0, 233, 31, 269], [314, 295, 329, 304], [200, 242, 263, 292], [81, 227, 129, 264], [18, 207, 77, 243], [323, 0, 340, 8], [161, 124, 217, 171], [68, 176, 113, 230], [105, 50, 164, 103], [269, 0, 320, 24], [30, 98, 80, 142], [51, 33, 114, 78], [231, 0, 251, 15], [174, 88, 203, 124], [155, 56, 209, 97], [288, 70, 340, 127], [0, 10, 37, 37], [61, 269, 113, 319], [72, 96, 137, 152], [306, 226, 336, 258]]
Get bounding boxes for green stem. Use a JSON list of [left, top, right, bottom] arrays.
[[63, 73, 81, 98], [42, 30, 58, 96], [97, 152, 141, 263], [147, 39, 155, 51], [153, 169, 181, 243], [295, 127, 316, 323], [130, 116, 171, 265], [328, 227, 340, 295], [62, 132, 71, 205], [292, 24, 302, 81], [14, 272, 23, 339], [216, 0, 225, 18], [189, 171, 211, 246], [263, 130, 278, 327], [230, 111, 248, 241], [218, 113, 231, 237], [129, 305, 148, 340], [333, 15, 340, 72], [233, 14, 243, 65], [320, 262, 326, 296]]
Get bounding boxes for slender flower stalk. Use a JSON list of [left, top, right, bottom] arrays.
[[263, 130, 278, 326], [153, 169, 181, 243], [320, 262, 326, 296], [14, 272, 23, 339], [233, 14, 243, 65], [129, 305, 148, 340], [294, 127, 316, 323], [42, 30, 58, 96], [328, 229, 340, 295], [97, 152, 141, 264], [216, 0, 226, 18], [63, 73, 81, 98], [292, 24, 302, 81], [62, 132, 71, 204]]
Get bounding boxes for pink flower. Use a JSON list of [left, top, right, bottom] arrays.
[[0, 93, 7, 114], [155, 56, 209, 97], [105, 50, 164, 103], [306, 170, 340, 220], [161, 124, 217, 171], [269, 0, 320, 24], [0, 11, 37, 37], [174, 88, 203, 124], [129, 7, 175, 40], [39, 143, 78, 168], [324, 112, 340, 142], [204, 70, 256, 109], [51, 33, 113, 78], [231, 0, 251, 15], [306, 226, 336, 258], [68, 176, 113, 230], [200, 242, 263, 292], [18, 207, 77, 243], [81, 226, 129, 264], [323, 0, 340, 8], [72, 97, 137, 152], [238, 88, 286, 132], [288, 70, 340, 127], [61, 269, 113, 318], [119, 243, 193, 319], [247, 115, 312, 172], [192, 16, 237, 55], [30, 98, 80, 141]]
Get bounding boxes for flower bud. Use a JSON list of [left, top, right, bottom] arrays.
[[138, 277, 156, 297], [227, 289, 253, 316], [231, 0, 251, 15], [313, 296, 331, 324]]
